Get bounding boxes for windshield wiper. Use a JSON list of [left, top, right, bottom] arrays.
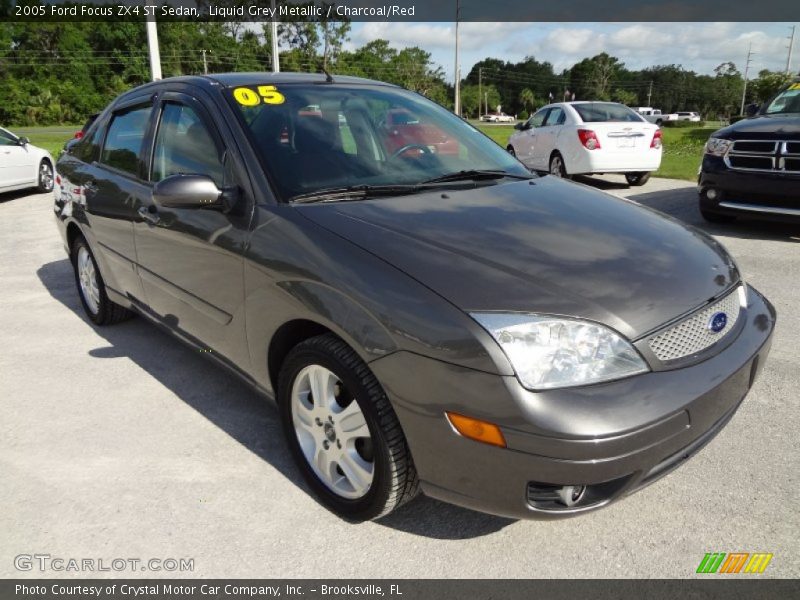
[[421, 169, 533, 184], [289, 184, 425, 204]]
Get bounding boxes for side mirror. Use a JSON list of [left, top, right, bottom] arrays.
[[153, 174, 224, 209], [18, 136, 29, 146], [745, 103, 760, 117]]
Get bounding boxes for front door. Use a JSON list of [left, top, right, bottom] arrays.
[[133, 92, 253, 363], [0, 129, 35, 189]]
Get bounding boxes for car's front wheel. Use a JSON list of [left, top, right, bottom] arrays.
[[625, 172, 651, 186], [71, 236, 133, 325], [38, 160, 54, 193], [507, 145, 516, 157], [278, 334, 419, 521]]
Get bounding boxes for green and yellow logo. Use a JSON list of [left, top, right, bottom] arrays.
[[697, 552, 773, 574]]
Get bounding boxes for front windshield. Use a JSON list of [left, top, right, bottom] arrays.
[[764, 83, 800, 115], [227, 83, 529, 201], [572, 102, 644, 123]]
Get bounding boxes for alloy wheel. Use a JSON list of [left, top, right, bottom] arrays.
[[40, 162, 54, 191], [290, 364, 375, 499], [77, 246, 100, 315]]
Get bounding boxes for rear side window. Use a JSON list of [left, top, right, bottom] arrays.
[[74, 122, 105, 164], [151, 103, 224, 186], [544, 107, 565, 126], [101, 105, 152, 176], [0, 129, 17, 146]]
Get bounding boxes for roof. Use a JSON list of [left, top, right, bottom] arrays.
[[205, 72, 395, 88]]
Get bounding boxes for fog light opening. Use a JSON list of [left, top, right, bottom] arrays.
[[527, 483, 587, 508], [557, 485, 586, 507], [706, 188, 718, 201]]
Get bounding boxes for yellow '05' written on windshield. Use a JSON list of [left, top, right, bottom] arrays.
[[232, 86, 286, 106]]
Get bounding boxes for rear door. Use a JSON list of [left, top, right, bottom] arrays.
[[134, 90, 253, 362], [530, 106, 566, 170], [78, 97, 155, 301]]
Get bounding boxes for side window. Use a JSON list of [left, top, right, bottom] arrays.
[[528, 109, 549, 128], [0, 130, 17, 146], [544, 107, 565, 126], [101, 105, 152, 176], [74, 122, 106, 163], [151, 102, 224, 187]]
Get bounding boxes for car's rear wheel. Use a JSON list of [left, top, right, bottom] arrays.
[[71, 236, 133, 325], [277, 333, 418, 521], [625, 172, 651, 186], [37, 160, 53, 193], [549, 152, 569, 179]]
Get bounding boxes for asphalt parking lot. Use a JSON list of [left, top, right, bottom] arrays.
[[1, 177, 798, 578]]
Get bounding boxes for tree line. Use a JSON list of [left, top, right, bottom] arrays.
[[0, 20, 794, 126]]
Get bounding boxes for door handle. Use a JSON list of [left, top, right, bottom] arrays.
[[138, 205, 160, 225]]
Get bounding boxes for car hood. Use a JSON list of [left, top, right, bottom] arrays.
[[714, 114, 800, 139], [297, 177, 738, 340]]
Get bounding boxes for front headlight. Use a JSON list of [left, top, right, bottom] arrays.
[[704, 138, 733, 157], [471, 313, 649, 390]]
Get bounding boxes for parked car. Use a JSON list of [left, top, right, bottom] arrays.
[[55, 73, 774, 521], [0, 126, 54, 194], [633, 107, 678, 125], [699, 79, 800, 223], [380, 108, 458, 155], [676, 111, 702, 122], [481, 112, 515, 123], [508, 101, 662, 185]]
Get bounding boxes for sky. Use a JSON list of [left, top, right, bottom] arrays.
[[343, 22, 799, 81]]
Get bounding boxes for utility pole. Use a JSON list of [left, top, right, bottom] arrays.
[[202, 49, 208, 74], [647, 80, 653, 106], [145, 3, 161, 81], [478, 67, 482, 119], [740, 43, 754, 115], [484, 91, 488, 116], [271, 0, 280, 72], [787, 26, 796, 75], [453, 0, 461, 116]]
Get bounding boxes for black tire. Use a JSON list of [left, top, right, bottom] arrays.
[[625, 172, 651, 186], [37, 159, 54, 193], [507, 145, 516, 157], [71, 236, 133, 326], [700, 208, 735, 223], [549, 152, 570, 179], [656, 119, 663, 126], [277, 333, 419, 521]]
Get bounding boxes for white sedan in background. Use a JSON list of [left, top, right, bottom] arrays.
[[676, 111, 702, 122], [481, 112, 515, 123], [0, 127, 54, 194], [507, 102, 662, 186]]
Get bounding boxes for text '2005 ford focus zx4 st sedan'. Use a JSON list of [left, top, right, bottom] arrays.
[[54, 73, 775, 520]]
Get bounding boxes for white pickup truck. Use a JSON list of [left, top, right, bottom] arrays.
[[633, 107, 678, 126]]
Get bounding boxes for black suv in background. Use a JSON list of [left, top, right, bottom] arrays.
[[699, 79, 800, 223]]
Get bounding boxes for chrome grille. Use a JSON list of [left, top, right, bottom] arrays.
[[725, 140, 800, 174], [648, 287, 742, 362]]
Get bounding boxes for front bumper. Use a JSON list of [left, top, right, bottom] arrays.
[[699, 155, 800, 221], [370, 285, 775, 519]]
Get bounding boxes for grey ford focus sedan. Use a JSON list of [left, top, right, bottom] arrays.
[[54, 73, 775, 520]]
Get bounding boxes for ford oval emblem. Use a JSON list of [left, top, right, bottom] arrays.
[[708, 312, 728, 334]]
